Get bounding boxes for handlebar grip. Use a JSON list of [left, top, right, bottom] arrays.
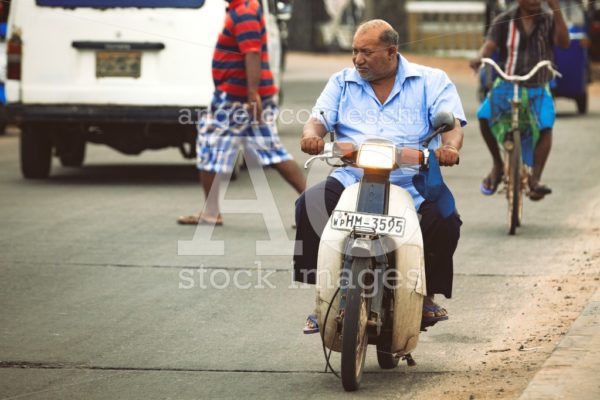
[[437, 157, 460, 167], [396, 148, 423, 165]]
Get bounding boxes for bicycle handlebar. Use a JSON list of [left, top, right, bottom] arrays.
[[480, 58, 562, 82]]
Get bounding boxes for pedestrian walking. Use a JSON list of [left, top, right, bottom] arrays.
[[178, 0, 306, 226]]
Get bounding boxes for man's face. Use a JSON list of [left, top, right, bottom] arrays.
[[351, 29, 396, 82], [518, 0, 543, 14]]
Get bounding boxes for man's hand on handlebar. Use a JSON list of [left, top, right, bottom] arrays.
[[301, 136, 325, 155], [469, 57, 482, 72], [436, 144, 460, 167], [301, 117, 328, 155], [470, 40, 496, 72]]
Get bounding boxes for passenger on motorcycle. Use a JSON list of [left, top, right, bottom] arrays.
[[293, 20, 466, 333], [470, 0, 569, 200]]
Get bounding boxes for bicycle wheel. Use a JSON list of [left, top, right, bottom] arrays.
[[507, 130, 523, 235], [341, 257, 370, 392]]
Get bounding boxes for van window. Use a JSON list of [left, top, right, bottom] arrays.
[[36, 0, 205, 8]]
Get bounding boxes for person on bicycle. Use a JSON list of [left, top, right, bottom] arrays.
[[470, 0, 569, 200], [295, 19, 466, 333]]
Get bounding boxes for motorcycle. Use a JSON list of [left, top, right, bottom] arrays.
[[303, 111, 456, 391]]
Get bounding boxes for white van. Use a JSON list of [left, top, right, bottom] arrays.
[[6, 0, 285, 178]]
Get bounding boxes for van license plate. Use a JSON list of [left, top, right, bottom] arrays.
[[96, 51, 141, 78], [330, 211, 405, 237]]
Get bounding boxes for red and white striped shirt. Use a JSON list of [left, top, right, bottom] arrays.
[[211, 0, 277, 101], [487, 6, 556, 86]]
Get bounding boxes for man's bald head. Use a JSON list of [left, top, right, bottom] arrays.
[[355, 19, 399, 49], [352, 19, 399, 82]]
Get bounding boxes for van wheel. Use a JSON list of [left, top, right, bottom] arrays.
[[0, 106, 7, 135], [59, 138, 86, 167], [231, 150, 244, 181], [576, 92, 588, 115], [21, 124, 53, 179]]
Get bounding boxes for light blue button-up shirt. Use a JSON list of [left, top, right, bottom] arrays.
[[313, 55, 467, 211]]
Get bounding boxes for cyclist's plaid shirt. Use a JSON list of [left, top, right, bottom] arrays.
[[487, 6, 556, 87]]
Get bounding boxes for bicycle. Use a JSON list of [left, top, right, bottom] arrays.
[[479, 58, 561, 235]]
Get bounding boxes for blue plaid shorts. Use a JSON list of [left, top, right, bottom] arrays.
[[196, 91, 292, 173]]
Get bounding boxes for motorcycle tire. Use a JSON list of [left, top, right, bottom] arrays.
[[341, 257, 370, 392], [376, 297, 400, 369]]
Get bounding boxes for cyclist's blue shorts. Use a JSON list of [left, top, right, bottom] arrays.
[[476, 82, 555, 131]]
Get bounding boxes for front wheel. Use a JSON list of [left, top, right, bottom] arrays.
[[376, 297, 399, 369], [506, 130, 523, 235], [341, 257, 370, 392]]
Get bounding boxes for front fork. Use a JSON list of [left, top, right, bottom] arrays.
[[338, 169, 393, 336], [504, 82, 520, 152], [504, 83, 529, 192]]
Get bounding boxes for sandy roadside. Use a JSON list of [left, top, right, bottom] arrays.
[[412, 190, 600, 400]]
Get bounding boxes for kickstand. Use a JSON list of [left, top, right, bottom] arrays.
[[402, 353, 416, 367]]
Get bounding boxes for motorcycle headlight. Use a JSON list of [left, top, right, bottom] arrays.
[[356, 143, 395, 170]]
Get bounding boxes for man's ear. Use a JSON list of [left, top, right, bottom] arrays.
[[388, 46, 398, 57]]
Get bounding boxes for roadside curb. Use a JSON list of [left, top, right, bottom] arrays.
[[519, 287, 600, 399]]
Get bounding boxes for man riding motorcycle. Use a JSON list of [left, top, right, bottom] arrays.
[[293, 19, 467, 333]]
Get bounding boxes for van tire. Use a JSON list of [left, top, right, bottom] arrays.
[[231, 150, 244, 181], [59, 138, 86, 167], [21, 124, 52, 179], [576, 92, 588, 115]]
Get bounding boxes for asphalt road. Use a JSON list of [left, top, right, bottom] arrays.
[[0, 53, 599, 399]]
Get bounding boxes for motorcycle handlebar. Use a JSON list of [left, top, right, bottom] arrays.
[[332, 143, 460, 166], [331, 142, 425, 166], [304, 142, 459, 169]]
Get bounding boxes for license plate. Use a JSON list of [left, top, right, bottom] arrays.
[[330, 210, 406, 237], [96, 51, 141, 78]]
